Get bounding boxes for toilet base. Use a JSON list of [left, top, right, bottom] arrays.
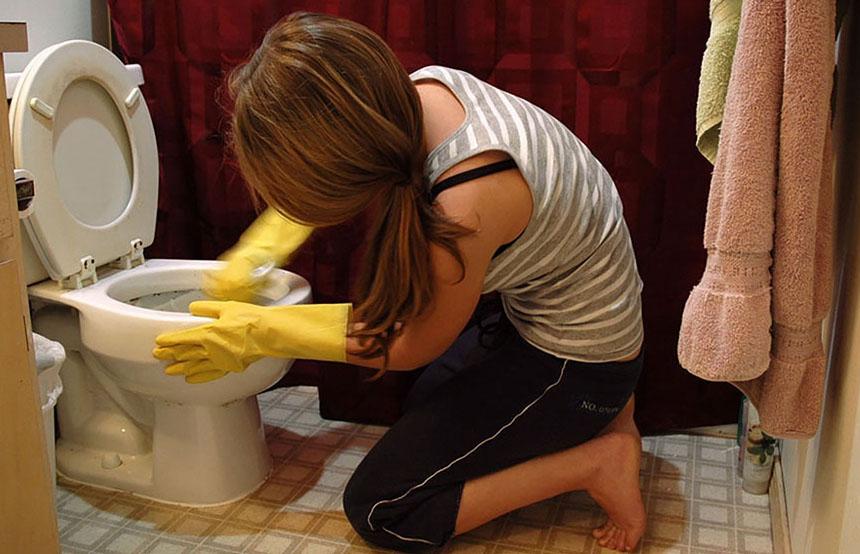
[[56, 395, 273, 506]]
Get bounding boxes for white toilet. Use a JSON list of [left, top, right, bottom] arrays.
[[10, 40, 311, 505]]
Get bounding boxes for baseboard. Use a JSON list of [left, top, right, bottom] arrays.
[[770, 455, 793, 554], [672, 424, 738, 439]]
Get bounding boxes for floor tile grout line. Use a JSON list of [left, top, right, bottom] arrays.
[[645, 436, 658, 507], [689, 433, 698, 549], [65, 518, 136, 554], [732, 442, 741, 552]]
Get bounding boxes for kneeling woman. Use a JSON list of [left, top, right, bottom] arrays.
[[153, 12, 646, 553]]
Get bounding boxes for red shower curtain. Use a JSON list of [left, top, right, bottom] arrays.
[[108, 1, 741, 433]]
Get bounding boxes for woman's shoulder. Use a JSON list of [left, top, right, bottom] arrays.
[[415, 77, 466, 156], [410, 64, 459, 80]]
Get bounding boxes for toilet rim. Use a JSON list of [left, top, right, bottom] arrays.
[[28, 260, 312, 322]]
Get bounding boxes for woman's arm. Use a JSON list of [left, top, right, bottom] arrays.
[[345, 233, 489, 371], [345, 152, 533, 371]]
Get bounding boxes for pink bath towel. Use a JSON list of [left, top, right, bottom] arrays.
[[678, 0, 835, 438]]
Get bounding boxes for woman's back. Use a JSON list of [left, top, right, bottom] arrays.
[[413, 65, 643, 362]]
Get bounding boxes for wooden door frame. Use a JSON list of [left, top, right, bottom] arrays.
[[0, 21, 60, 554]]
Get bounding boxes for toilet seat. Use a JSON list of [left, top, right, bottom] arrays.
[[10, 40, 158, 286]]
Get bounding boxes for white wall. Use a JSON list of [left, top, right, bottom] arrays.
[[0, 0, 109, 73], [780, 4, 860, 553]]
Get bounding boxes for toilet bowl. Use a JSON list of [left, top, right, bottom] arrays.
[[28, 261, 310, 505], [11, 40, 311, 505]]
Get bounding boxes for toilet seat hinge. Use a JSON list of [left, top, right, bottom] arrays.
[[61, 256, 98, 289], [110, 238, 145, 270]]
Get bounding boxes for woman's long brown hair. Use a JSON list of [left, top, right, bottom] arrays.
[[228, 12, 471, 367]]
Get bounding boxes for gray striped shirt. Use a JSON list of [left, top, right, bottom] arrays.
[[412, 66, 643, 362]]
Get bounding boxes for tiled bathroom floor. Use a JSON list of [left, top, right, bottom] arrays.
[[57, 386, 774, 553]]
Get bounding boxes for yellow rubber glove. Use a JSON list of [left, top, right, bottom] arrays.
[[152, 301, 351, 384], [204, 208, 314, 302]]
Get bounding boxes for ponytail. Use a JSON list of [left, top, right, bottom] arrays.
[[352, 167, 471, 372]]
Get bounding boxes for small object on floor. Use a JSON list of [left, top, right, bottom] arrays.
[[742, 425, 776, 494]]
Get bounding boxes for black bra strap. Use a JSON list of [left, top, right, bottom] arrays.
[[429, 158, 518, 201], [428, 158, 522, 258]]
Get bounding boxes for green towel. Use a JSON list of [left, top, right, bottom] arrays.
[[696, 0, 742, 164]]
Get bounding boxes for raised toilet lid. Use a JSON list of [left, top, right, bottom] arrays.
[[10, 40, 158, 283]]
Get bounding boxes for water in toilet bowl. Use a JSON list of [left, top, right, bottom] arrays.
[[128, 289, 211, 312], [126, 275, 293, 312]]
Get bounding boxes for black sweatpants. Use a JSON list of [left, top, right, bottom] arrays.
[[342, 306, 643, 552]]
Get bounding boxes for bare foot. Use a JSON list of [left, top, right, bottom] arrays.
[[587, 431, 646, 552], [594, 519, 626, 550]]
